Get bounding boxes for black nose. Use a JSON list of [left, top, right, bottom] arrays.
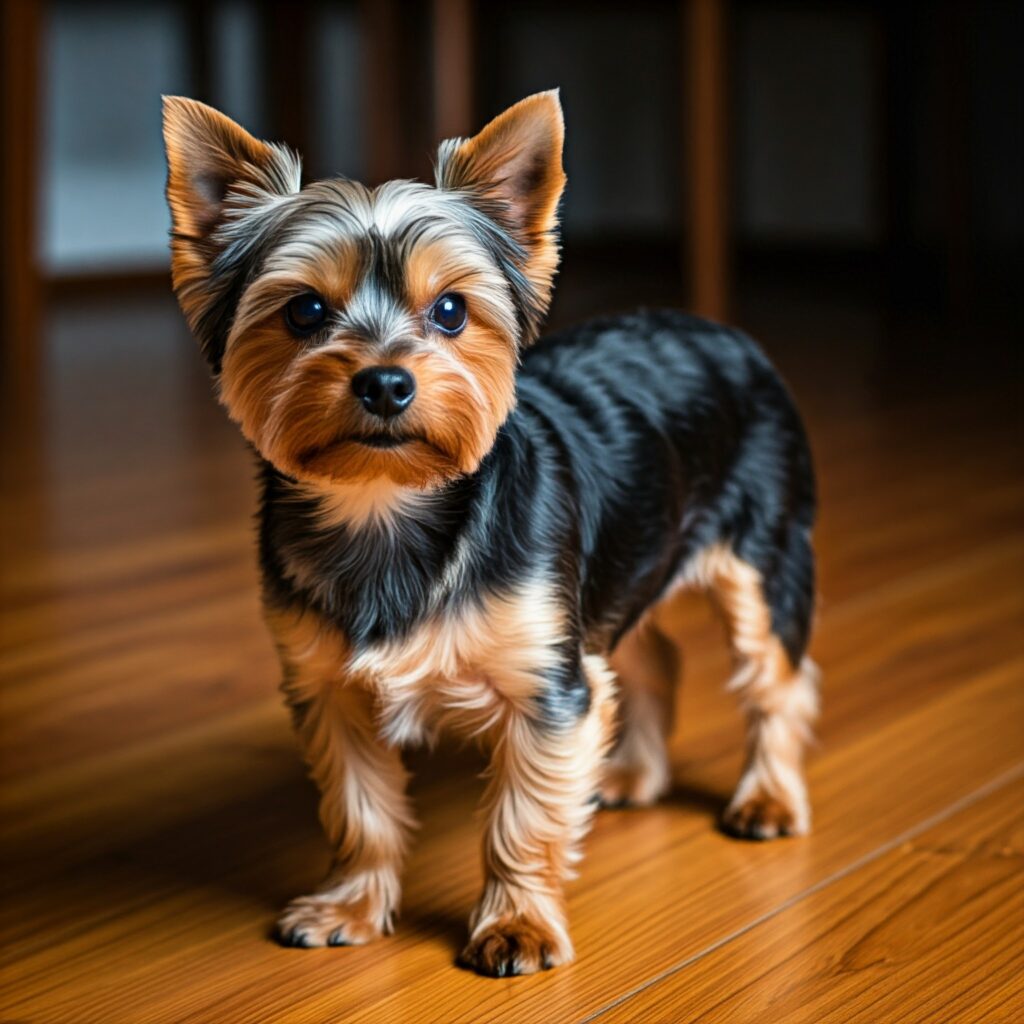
[[351, 365, 416, 419]]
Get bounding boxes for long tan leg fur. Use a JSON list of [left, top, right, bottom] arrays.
[[600, 544, 818, 839]]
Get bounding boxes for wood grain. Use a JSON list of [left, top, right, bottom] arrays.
[[597, 774, 1024, 1023], [1, 291, 1021, 1023]]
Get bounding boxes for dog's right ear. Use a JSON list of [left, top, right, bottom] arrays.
[[162, 97, 300, 369], [162, 96, 299, 245]]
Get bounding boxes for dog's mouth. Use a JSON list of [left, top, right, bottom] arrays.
[[353, 432, 411, 449], [299, 432, 451, 465]]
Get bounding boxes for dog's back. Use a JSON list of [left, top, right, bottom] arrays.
[[514, 309, 816, 660]]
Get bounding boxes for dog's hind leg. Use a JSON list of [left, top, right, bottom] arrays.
[[694, 541, 819, 839], [600, 618, 679, 807]]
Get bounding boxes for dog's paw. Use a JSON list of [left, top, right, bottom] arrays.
[[276, 894, 386, 948], [598, 759, 668, 808], [721, 785, 810, 840], [459, 914, 573, 977]]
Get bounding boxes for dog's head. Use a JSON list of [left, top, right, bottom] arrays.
[[162, 92, 565, 490]]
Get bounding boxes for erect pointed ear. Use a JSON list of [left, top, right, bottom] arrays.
[[435, 90, 566, 332], [162, 97, 300, 370], [162, 96, 300, 243]]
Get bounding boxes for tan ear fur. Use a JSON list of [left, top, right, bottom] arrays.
[[435, 90, 566, 316], [162, 96, 299, 243], [161, 98, 301, 366]]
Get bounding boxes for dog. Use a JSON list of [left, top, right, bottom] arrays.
[[162, 89, 818, 977]]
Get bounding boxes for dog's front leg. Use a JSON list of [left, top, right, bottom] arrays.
[[459, 655, 615, 976], [269, 608, 414, 948]]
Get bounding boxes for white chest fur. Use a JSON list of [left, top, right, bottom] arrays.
[[270, 576, 568, 748]]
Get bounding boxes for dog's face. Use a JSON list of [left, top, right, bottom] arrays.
[[162, 93, 565, 489]]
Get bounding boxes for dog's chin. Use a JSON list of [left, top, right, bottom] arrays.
[[292, 435, 463, 489]]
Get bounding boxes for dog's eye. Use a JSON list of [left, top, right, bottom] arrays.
[[430, 293, 467, 335], [285, 293, 328, 335]]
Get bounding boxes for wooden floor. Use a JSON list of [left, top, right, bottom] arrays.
[[2, 281, 1022, 1024]]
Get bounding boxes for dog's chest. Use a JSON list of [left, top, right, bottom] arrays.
[[353, 577, 566, 745], [275, 576, 568, 747], [268, 478, 498, 650]]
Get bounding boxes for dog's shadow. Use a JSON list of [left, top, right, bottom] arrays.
[[22, 728, 727, 962], [665, 779, 728, 820], [25, 734, 485, 950]]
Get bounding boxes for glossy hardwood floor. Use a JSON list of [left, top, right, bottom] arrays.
[[2, 278, 1022, 1024]]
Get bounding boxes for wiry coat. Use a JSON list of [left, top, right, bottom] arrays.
[[162, 89, 820, 978]]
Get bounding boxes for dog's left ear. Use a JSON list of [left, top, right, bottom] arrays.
[[436, 90, 566, 331]]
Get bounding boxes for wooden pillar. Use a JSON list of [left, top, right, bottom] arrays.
[[261, 1, 311, 162], [2, 0, 42, 415], [431, 0, 474, 141], [361, 0, 404, 185], [183, 0, 213, 105], [938, 0, 973, 321], [879, 2, 914, 310], [684, 0, 729, 321]]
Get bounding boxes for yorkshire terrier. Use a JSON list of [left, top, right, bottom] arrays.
[[162, 90, 818, 977]]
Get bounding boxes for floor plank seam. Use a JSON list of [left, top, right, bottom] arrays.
[[579, 761, 1024, 1024], [816, 535, 1024, 627]]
